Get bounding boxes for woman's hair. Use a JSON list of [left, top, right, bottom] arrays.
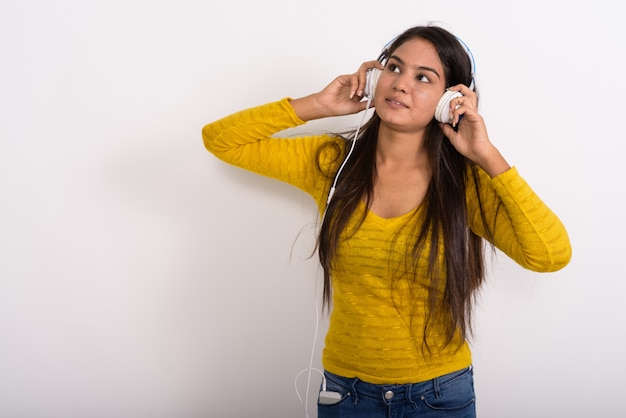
[[315, 25, 495, 349]]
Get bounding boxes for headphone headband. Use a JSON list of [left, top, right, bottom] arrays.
[[454, 35, 476, 90]]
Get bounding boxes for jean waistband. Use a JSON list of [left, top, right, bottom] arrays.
[[323, 366, 472, 405]]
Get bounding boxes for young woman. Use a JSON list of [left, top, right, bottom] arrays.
[[202, 25, 571, 418]]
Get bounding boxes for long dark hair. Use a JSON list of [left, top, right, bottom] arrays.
[[316, 25, 495, 348]]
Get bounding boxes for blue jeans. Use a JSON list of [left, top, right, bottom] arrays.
[[318, 366, 476, 418]]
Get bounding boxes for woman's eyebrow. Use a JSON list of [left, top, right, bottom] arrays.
[[388, 55, 441, 79]]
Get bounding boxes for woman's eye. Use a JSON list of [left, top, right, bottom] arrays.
[[387, 64, 400, 73], [417, 74, 430, 83]]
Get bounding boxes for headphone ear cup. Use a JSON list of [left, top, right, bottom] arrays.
[[434, 90, 463, 124], [364, 68, 382, 100]]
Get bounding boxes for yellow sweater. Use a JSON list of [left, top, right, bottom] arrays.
[[202, 98, 572, 384]]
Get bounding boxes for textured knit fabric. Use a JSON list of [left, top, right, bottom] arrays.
[[202, 98, 572, 384]]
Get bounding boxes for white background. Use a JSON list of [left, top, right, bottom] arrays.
[[1, 1, 624, 417]]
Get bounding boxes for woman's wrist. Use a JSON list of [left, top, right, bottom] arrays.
[[289, 94, 328, 121], [476, 146, 511, 177]]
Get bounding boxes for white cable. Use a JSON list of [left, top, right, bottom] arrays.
[[297, 97, 374, 417], [304, 297, 320, 417], [321, 97, 374, 222], [295, 367, 325, 415], [294, 297, 323, 417]]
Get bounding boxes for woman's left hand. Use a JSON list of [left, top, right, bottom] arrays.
[[439, 85, 511, 177]]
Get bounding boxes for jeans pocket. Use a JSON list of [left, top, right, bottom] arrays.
[[421, 368, 476, 411], [318, 372, 353, 408]]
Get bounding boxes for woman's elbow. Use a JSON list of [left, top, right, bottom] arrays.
[[525, 239, 572, 273]]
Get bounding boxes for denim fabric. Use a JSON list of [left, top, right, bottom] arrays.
[[318, 366, 475, 418]]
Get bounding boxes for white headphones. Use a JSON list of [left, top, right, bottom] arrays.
[[324, 34, 476, 209], [363, 35, 476, 124]]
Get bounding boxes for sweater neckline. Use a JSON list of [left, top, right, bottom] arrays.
[[361, 200, 421, 226]]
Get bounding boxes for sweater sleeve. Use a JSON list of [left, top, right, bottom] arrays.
[[467, 166, 572, 272], [202, 98, 343, 208]]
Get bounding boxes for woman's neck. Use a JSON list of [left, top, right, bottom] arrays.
[[376, 124, 429, 169]]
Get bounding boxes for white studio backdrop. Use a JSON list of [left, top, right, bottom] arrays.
[[0, 1, 624, 417]]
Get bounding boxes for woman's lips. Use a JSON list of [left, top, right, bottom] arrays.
[[386, 97, 409, 108]]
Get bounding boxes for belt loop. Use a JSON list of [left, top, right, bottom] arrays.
[[433, 375, 442, 399], [406, 383, 418, 409], [350, 377, 359, 405]]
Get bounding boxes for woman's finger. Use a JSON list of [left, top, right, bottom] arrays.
[[352, 60, 384, 98]]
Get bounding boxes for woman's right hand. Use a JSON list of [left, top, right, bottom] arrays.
[[290, 60, 384, 121]]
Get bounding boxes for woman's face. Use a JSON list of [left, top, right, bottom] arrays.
[[374, 38, 447, 133]]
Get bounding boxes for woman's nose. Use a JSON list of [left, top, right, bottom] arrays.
[[392, 75, 409, 93]]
